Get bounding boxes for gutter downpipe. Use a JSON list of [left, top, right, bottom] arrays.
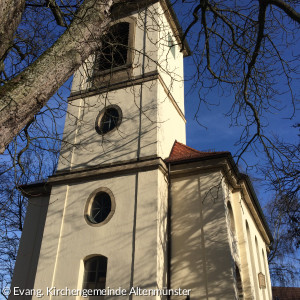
[[167, 162, 172, 299], [136, 5, 147, 161], [130, 7, 148, 299]]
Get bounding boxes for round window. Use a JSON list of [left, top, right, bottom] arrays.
[[95, 105, 122, 135], [85, 189, 115, 226]]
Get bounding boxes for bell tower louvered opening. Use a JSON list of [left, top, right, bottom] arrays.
[[95, 22, 130, 73]]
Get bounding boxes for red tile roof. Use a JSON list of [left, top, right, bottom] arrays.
[[272, 287, 300, 299], [165, 141, 230, 163]]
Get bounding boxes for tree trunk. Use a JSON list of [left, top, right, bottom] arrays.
[[0, 0, 113, 153], [0, 0, 26, 60]]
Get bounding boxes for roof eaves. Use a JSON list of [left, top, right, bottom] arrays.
[[160, 0, 192, 57], [239, 173, 274, 244], [165, 150, 231, 164], [19, 181, 51, 197], [220, 155, 273, 244]]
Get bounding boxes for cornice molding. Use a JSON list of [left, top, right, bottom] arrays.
[[49, 157, 167, 185], [20, 157, 168, 198], [68, 71, 186, 122]]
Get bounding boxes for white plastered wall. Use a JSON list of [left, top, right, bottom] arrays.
[[132, 5, 159, 77], [156, 4, 185, 113], [31, 168, 168, 300], [157, 81, 186, 159], [9, 196, 50, 300], [170, 171, 236, 300], [58, 82, 158, 170], [157, 169, 169, 290], [153, 2, 186, 157], [58, 80, 186, 171]]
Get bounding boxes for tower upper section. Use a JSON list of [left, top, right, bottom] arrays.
[[57, 0, 191, 172]]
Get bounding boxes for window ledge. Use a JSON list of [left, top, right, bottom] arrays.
[[92, 63, 132, 79]]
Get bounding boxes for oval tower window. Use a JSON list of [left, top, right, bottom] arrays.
[[95, 105, 122, 135], [85, 188, 115, 226]]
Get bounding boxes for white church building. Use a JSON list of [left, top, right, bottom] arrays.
[[10, 0, 273, 299]]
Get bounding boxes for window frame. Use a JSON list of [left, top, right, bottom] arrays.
[[95, 105, 122, 136], [235, 264, 244, 299], [94, 22, 130, 73], [168, 32, 176, 58], [92, 17, 136, 83], [227, 201, 236, 235], [84, 187, 116, 227], [82, 255, 108, 296]]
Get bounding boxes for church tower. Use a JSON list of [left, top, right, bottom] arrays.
[[10, 1, 274, 299], [57, 0, 189, 170], [11, 0, 191, 299]]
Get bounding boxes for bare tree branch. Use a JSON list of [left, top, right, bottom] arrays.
[[45, 0, 68, 27], [0, 0, 113, 153], [0, 0, 26, 60], [269, 0, 300, 23]]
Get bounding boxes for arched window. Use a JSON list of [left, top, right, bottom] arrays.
[[95, 22, 130, 72], [246, 221, 259, 299], [235, 264, 243, 299], [262, 249, 271, 299], [227, 202, 236, 234], [83, 256, 108, 291], [255, 237, 266, 299]]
